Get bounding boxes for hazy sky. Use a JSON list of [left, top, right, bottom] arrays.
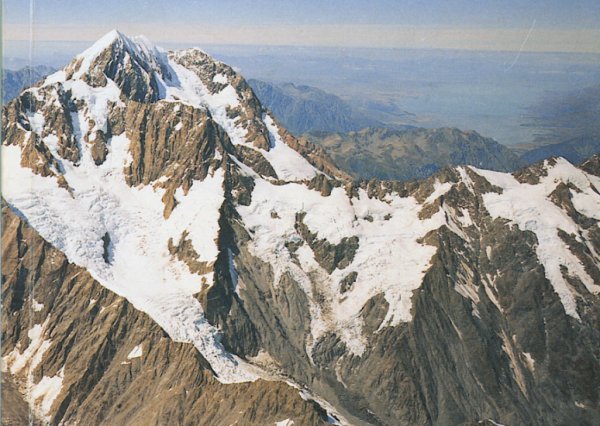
[[4, 0, 600, 52]]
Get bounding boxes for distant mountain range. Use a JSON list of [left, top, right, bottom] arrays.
[[250, 78, 600, 180], [2, 65, 55, 103], [247, 79, 413, 135], [303, 127, 524, 181], [519, 83, 600, 165], [521, 136, 600, 165], [4, 66, 598, 182], [3, 31, 600, 426]]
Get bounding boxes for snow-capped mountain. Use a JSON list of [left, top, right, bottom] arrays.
[[2, 31, 599, 425]]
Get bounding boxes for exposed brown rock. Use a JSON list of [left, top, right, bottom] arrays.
[[85, 38, 160, 103], [307, 173, 339, 196], [160, 185, 178, 218], [40, 88, 80, 164], [580, 154, 600, 177], [89, 129, 109, 165], [168, 231, 213, 277], [294, 212, 359, 274], [124, 101, 227, 190], [235, 144, 277, 178], [1, 201, 328, 426], [550, 182, 597, 228], [1, 373, 39, 426], [359, 293, 389, 334], [513, 157, 557, 184], [557, 228, 600, 287], [339, 271, 358, 294], [19, 133, 63, 180], [2, 95, 36, 148], [279, 122, 351, 180]]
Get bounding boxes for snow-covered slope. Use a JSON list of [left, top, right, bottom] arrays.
[[3, 30, 262, 383], [2, 31, 600, 425]]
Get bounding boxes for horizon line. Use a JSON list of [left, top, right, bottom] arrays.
[[5, 39, 600, 58], [4, 24, 600, 54]]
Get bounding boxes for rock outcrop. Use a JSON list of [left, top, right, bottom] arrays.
[[1, 202, 330, 425], [2, 31, 599, 426]]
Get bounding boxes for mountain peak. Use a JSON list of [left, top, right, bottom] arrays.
[[7, 31, 343, 192], [3, 29, 600, 426]]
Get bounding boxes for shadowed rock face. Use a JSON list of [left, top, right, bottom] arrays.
[[3, 32, 600, 426], [1, 203, 329, 426], [198, 158, 600, 425]]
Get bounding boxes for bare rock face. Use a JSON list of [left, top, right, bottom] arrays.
[[168, 231, 213, 277], [235, 144, 278, 178], [581, 153, 600, 176], [295, 211, 359, 274], [87, 129, 107, 166], [81, 35, 162, 103], [1, 202, 329, 425], [199, 158, 600, 425], [123, 101, 227, 188], [40, 88, 80, 164], [172, 49, 272, 150], [280, 124, 350, 180], [3, 32, 600, 426]]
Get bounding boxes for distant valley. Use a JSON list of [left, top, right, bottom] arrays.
[[249, 77, 600, 181]]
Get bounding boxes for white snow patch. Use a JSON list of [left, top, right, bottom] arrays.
[[522, 352, 535, 372], [457, 166, 474, 192], [157, 56, 248, 148], [30, 366, 65, 420], [72, 29, 122, 79], [43, 70, 67, 86], [31, 299, 44, 312], [475, 159, 600, 320], [292, 385, 345, 425], [2, 319, 63, 421], [26, 112, 45, 134], [571, 186, 600, 220], [482, 281, 504, 313], [457, 208, 473, 226], [127, 345, 143, 359], [4, 319, 51, 375], [260, 114, 318, 181], [239, 181, 444, 355], [228, 248, 240, 294], [213, 73, 228, 84], [424, 180, 453, 204], [2, 131, 257, 383], [64, 78, 124, 134], [275, 420, 294, 426]]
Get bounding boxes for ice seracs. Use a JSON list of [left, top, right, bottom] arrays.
[[4, 31, 600, 398]]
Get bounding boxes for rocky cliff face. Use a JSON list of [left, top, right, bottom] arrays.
[[2, 31, 599, 426], [1, 203, 330, 426]]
